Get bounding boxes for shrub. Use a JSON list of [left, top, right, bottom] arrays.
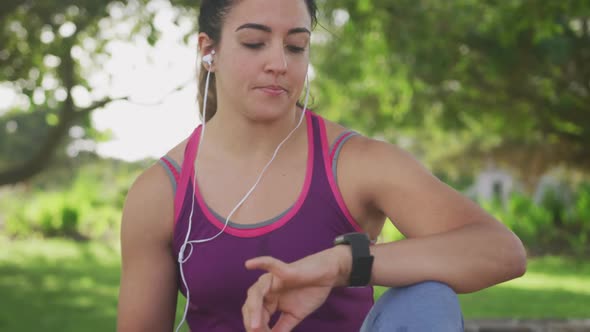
[[482, 182, 590, 257], [2, 160, 143, 241]]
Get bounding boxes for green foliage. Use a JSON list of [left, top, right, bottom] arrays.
[[569, 183, 590, 255], [316, 0, 590, 180], [379, 219, 405, 243], [2, 0, 589, 187], [481, 182, 590, 256], [483, 193, 553, 253], [376, 178, 590, 256], [2, 159, 144, 241]]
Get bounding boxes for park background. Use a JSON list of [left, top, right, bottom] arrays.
[[0, 0, 589, 331]]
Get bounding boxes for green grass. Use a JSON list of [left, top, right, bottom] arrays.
[[0, 237, 120, 331], [0, 238, 588, 332], [458, 256, 590, 318], [0, 237, 190, 332], [374, 255, 590, 319]]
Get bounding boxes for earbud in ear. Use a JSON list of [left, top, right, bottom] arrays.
[[202, 50, 215, 66]]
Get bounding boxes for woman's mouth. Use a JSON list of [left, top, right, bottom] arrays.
[[258, 85, 287, 96]]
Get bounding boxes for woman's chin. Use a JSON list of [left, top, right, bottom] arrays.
[[245, 104, 297, 123]]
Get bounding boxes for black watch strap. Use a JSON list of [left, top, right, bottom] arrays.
[[334, 232, 374, 287]]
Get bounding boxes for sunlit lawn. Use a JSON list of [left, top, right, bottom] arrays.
[[458, 256, 590, 318], [379, 256, 590, 319], [1, 237, 589, 332]]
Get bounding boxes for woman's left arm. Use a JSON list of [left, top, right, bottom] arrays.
[[241, 137, 527, 331], [347, 137, 527, 293]]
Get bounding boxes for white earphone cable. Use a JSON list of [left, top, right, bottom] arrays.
[[175, 60, 213, 332], [175, 52, 311, 332]]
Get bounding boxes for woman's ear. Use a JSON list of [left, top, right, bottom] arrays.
[[198, 32, 216, 71]]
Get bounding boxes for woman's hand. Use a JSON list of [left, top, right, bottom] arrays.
[[242, 246, 351, 332]]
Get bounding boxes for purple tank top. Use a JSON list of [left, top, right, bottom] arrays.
[[171, 111, 373, 331]]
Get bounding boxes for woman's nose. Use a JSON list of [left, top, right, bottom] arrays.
[[264, 43, 288, 75]]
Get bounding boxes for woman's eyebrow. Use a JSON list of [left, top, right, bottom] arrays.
[[235, 23, 311, 35]]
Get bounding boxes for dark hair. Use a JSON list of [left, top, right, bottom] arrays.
[[197, 0, 318, 122]]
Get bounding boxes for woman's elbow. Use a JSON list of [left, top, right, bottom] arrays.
[[502, 231, 528, 280]]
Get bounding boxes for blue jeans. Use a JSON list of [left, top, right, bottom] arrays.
[[360, 281, 464, 332]]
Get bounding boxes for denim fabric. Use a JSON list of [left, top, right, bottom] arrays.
[[360, 281, 464, 332]]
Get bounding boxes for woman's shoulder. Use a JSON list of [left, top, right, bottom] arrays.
[[138, 134, 191, 188], [321, 117, 428, 192], [121, 136, 192, 237], [163, 135, 191, 168], [319, 116, 404, 161], [316, 115, 352, 145]]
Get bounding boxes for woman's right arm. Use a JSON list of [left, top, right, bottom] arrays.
[[117, 164, 179, 332]]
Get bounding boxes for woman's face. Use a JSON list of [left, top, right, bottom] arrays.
[[205, 0, 312, 121]]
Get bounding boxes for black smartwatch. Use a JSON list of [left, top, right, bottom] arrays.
[[333, 232, 374, 287]]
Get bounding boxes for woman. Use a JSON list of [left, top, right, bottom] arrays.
[[117, 0, 527, 331]]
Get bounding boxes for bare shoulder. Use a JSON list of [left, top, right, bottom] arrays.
[[319, 117, 408, 165], [320, 118, 412, 194], [163, 136, 190, 167], [344, 135, 430, 181], [336, 133, 500, 239], [122, 162, 176, 248], [328, 129, 415, 235], [318, 118, 391, 236], [121, 132, 192, 248], [317, 116, 349, 145]]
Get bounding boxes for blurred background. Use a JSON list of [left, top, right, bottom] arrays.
[[0, 0, 589, 331]]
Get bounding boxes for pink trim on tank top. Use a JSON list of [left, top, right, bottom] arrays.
[[174, 126, 202, 223], [190, 111, 315, 238], [317, 117, 363, 232], [161, 157, 181, 184]]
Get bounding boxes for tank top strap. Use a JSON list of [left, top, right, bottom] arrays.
[[174, 125, 202, 223], [308, 111, 327, 176], [309, 111, 331, 177], [311, 112, 364, 232], [159, 156, 181, 193]]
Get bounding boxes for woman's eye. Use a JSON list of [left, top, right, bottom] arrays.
[[287, 45, 305, 53], [243, 43, 264, 49]]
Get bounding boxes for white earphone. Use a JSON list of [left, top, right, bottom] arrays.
[[174, 47, 311, 332], [202, 50, 215, 67]]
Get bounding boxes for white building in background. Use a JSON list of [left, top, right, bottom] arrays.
[[467, 165, 516, 204], [466, 162, 566, 207]]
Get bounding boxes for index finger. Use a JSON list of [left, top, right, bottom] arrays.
[[245, 256, 292, 281], [243, 273, 273, 331]]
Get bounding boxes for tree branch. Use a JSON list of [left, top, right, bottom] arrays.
[[0, 95, 127, 187]]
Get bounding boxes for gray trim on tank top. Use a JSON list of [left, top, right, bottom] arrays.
[[208, 203, 294, 229], [331, 131, 359, 180], [159, 156, 182, 193], [161, 130, 356, 228]]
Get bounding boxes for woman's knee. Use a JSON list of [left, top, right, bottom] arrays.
[[361, 281, 464, 332]]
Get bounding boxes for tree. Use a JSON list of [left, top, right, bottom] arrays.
[[3, 0, 589, 190], [0, 0, 160, 186], [315, 0, 590, 187]]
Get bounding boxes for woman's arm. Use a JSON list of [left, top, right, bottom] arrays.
[[117, 165, 179, 331], [338, 136, 527, 293], [241, 134, 527, 330]]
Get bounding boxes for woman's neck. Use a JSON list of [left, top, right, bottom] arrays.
[[199, 105, 307, 160]]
